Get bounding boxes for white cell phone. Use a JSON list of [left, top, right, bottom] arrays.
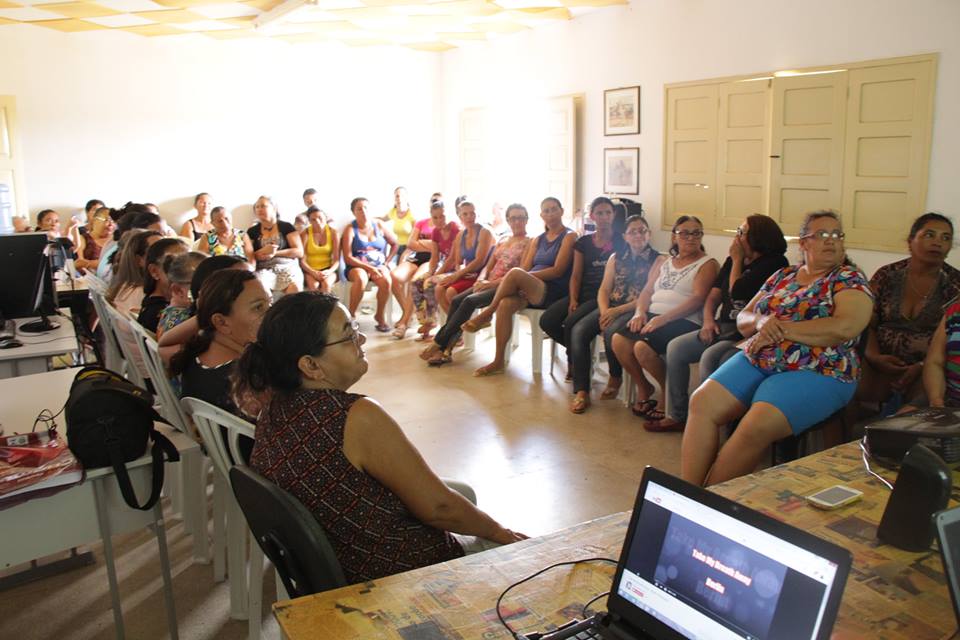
[[806, 485, 863, 510]]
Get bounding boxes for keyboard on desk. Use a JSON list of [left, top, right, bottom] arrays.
[[0, 320, 15, 340]]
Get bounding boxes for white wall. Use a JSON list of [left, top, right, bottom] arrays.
[[0, 25, 443, 231], [438, 0, 960, 276]]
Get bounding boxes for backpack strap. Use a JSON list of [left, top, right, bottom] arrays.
[[101, 416, 180, 511]]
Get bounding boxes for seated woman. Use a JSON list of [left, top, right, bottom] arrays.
[[612, 216, 718, 419], [381, 186, 416, 262], [860, 213, 960, 410], [921, 301, 960, 408], [300, 206, 339, 293], [157, 255, 251, 362], [197, 206, 255, 265], [539, 197, 621, 394], [571, 215, 660, 413], [421, 203, 531, 365], [461, 197, 577, 377], [390, 199, 437, 338], [649, 215, 788, 432], [136, 238, 191, 333], [75, 207, 115, 273], [681, 211, 874, 486], [179, 192, 214, 241], [341, 196, 398, 332], [247, 195, 304, 299], [410, 201, 460, 339], [428, 199, 494, 315], [105, 229, 164, 317], [97, 206, 164, 282], [156, 251, 207, 338], [237, 291, 526, 583], [36, 209, 63, 241]]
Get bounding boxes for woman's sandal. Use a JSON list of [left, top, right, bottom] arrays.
[[643, 417, 685, 433], [391, 324, 408, 339], [631, 399, 663, 419], [461, 318, 491, 333], [427, 351, 453, 367], [570, 395, 590, 414], [473, 363, 504, 377], [600, 383, 621, 400], [419, 344, 440, 361]]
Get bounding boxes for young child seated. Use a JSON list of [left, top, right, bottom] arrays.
[[157, 252, 206, 338]]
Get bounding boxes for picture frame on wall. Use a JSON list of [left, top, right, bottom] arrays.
[[604, 86, 640, 136], [604, 148, 639, 195]]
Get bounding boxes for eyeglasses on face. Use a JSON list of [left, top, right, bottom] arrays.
[[625, 227, 649, 236], [673, 229, 704, 239], [736, 227, 746, 237], [506, 215, 528, 222], [801, 230, 845, 241], [324, 320, 362, 348]]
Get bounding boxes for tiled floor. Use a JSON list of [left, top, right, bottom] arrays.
[[0, 314, 683, 639]]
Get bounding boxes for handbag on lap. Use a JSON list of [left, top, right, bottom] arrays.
[[65, 366, 179, 510]]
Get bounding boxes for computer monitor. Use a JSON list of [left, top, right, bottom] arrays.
[[0, 232, 60, 333]]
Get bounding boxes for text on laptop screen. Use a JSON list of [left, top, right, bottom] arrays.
[[615, 481, 840, 640]]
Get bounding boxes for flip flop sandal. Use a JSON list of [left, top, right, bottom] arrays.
[[600, 385, 621, 400], [461, 318, 491, 333], [570, 395, 590, 414], [427, 352, 453, 367], [631, 399, 658, 418], [473, 364, 505, 377], [375, 323, 391, 333], [391, 325, 408, 339], [643, 418, 685, 433], [419, 344, 441, 361]]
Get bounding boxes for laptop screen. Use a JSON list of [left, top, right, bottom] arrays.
[[611, 475, 846, 640]]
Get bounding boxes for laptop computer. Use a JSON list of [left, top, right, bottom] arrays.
[[547, 467, 852, 640], [935, 506, 960, 626]]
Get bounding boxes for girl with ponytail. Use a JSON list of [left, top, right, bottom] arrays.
[[136, 238, 189, 333], [171, 269, 271, 427]]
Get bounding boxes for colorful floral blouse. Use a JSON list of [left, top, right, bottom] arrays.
[[746, 264, 873, 383], [943, 301, 960, 406]]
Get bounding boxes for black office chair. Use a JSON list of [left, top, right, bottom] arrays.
[[229, 466, 347, 598]]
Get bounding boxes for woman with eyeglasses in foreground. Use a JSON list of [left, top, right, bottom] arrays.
[[681, 211, 874, 486], [237, 292, 526, 584], [646, 215, 788, 432], [612, 215, 718, 420], [859, 213, 960, 412]]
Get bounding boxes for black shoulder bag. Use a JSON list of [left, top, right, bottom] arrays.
[[65, 366, 180, 510]]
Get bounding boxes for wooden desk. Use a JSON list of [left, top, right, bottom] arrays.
[[0, 368, 200, 640], [274, 444, 958, 640], [0, 314, 79, 378]]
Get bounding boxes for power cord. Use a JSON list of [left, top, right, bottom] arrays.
[[581, 590, 610, 618], [859, 436, 894, 490], [33, 403, 66, 433], [495, 557, 617, 640]]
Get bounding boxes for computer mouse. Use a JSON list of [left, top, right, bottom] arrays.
[[0, 338, 23, 349]]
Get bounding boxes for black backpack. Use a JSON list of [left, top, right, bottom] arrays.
[[65, 366, 180, 510]]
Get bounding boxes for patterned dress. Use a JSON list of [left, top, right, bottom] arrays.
[[869, 258, 960, 365], [249, 388, 464, 583], [943, 301, 960, 406], [746, 264, 872, 383]]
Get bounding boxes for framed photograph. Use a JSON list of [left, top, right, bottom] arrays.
[[604, 86, 640, 136], [604, 148, 639, 195]]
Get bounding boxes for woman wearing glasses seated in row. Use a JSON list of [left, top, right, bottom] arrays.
[[681, 211, 873, 486], [612, 215, 718, 420], [239, 292, 527, 584], [645, 215, 788, 432]]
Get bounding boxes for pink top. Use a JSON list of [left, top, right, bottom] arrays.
[[413, 217, 434, 241], [488, 237, 531, 281], [431, 222, 460, 259]]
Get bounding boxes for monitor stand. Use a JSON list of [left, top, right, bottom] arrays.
[[20, 314, 60, 333]]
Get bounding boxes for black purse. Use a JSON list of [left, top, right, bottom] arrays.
[[65, 366, 179, 510]]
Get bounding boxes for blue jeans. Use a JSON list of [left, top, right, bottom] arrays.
[[539, 298, 601, 392], [665, 328, 739, 423]]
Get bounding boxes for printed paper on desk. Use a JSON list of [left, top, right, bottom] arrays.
[[0, 429, 84, 509]]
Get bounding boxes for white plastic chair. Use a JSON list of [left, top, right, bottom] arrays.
[[101, 303, 150, 388], [334, 277, 393, 325], [128, 321, 209, 564], [503, 307, 555, 375], [181, 397, 268, 638], [86, 275, 126, 374]]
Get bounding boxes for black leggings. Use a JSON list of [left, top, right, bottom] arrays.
[[433, 288, 496, 349]]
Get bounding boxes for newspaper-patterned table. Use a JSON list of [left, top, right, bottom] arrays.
[[274, 443, 959, 640]]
